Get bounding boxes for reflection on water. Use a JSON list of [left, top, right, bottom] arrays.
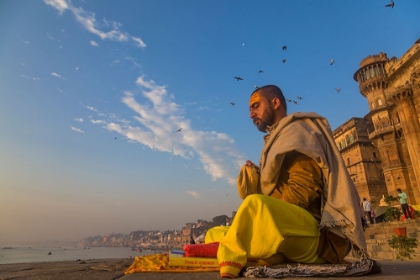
[[0, 247, 159, 264]]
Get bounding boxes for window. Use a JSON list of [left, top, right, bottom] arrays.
[[353, 178, 356, 182], [338, 142, 342, 150], [349, 134, 354, 144], [371, 102, 375, 109], [347, 158, 351, 166], [373, 152, 377, 158], [377, 99, 383, 106]]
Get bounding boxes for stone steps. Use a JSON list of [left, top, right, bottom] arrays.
[[362, 219, 420, 261]]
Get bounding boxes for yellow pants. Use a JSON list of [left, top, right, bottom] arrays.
[[205, 194, 325, 278]]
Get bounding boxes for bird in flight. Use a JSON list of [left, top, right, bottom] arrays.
[[254, 85, 259, 89], [335, 87, 341, 93], [234, 76, 243, 81], [282, 59, 287, 64], [297, 96, 303, 100], [115, 137, 117, 140], [293, 100, 299, 105], [282, 45, 287, 51], [286, 99, 292, 103], [385, 0, 394, 8], [230, 102, 235, 106], [175, 128, 182, 132], [330, 59, 335, 65], [258, 70, 264, 74]]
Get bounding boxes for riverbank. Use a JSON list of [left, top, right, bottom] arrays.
[[1, 258, 420, 279]]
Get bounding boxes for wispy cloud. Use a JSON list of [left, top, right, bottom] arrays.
[[89, 76, 245, 185], [110, 59, 120, 65], [85, 105, 98, 112], [44, 0, 146, 48], [71, 126, 84, 133], [44, 0, 68, 14], [75, 67, 79, 70], [21, 39, 29, 44], [74, 118, 84, 122], [51, 72, 65, 79], [187, 191, 201, 199], [90, 40, 99, 47], [20, 74, 40, 81], [90, 119, 104, 124]]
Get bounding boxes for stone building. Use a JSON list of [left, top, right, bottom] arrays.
[[333, 118, 387, 207], [349, 38, 420, 206]]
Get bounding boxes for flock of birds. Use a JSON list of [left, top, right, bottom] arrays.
[[123, 1, 396, 137], [232, 44, 339, 107]]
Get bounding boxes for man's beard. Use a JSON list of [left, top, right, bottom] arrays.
[[253, 107, 275, 132]]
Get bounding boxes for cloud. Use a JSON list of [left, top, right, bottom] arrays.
[[71, 126, 85, 133], [90, 40, 99, 47], [85, 105, 98, 112], [21, 39, 29, 44], [51, 72, 65, 79], [132, 37, 146, 48], [90, 119, 104, 124], [44, 0, 68, 14], [110, 59, 120, 65], [20, 74, 40, 81], [75, 67, 79, 70], [45, 0, 146, 48], [187, 191, 200, 199], [74, 118, 84, 122], [90, 76, 245, 185]]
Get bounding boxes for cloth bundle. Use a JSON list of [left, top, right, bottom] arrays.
[[183, 242, 219, 258]]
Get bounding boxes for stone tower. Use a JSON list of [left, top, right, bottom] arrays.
[[353, 39, 420, 205]]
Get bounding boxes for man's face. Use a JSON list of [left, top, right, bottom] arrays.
[[249, 92, 275, 132]]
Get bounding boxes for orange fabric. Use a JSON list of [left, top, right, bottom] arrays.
[[124, 253, 219, 274]]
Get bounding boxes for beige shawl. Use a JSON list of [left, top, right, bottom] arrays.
[[258, 112, 367, 257]]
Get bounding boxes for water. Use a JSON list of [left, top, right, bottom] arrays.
[[0, 247, 159, 264]]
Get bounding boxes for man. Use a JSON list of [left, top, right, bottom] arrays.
[[362, 198, 373, 224], [205, 85, 371, 278], [397, 188, 412, 220]]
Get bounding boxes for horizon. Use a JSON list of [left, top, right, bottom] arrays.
[[1, 0, 420, 244]]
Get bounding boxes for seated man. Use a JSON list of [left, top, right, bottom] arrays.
[[205, 85, 369, 278]]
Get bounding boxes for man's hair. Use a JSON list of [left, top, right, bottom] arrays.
[[397, 188, 402, 192], [251, 85, 287, 113]]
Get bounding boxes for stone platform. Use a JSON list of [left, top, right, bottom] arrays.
[[1, 258, 420, 280]]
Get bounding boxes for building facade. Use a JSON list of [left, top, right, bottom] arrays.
[[333, 118, 387, 207], [350, 39, 420, 206]]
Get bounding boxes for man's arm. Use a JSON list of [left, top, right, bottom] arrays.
[[273, 151, 323, 209]]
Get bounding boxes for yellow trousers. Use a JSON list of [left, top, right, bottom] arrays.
[[205, 194, 325, 278]]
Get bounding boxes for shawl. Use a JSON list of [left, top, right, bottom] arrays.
[[259, 112, 367, 258]]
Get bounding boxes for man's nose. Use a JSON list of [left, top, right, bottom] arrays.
[[249, 109, 256, 119]]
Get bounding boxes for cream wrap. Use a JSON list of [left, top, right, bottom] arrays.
[[239, 112, 367, 258]]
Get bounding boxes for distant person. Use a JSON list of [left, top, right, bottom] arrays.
[[371, 210, 376, 224], [397, 188, 412, 220], [362, 198, 373, 224], [189, 236, 196, 244]]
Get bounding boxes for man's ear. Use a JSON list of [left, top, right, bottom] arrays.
[[272, 97, 281, 110]]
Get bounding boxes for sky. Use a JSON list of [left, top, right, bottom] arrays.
[[1, 0, 419, 245]]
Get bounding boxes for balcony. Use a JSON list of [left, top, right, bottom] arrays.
[[368, 125, 395, 139]]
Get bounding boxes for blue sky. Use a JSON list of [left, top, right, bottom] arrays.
[[1, 0, 419, 244]]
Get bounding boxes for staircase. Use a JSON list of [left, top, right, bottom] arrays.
[[363, 219, 420, 261]]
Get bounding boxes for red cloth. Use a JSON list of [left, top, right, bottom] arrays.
[[183, 242, 219, 258]]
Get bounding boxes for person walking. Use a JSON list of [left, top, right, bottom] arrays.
[[397, 188, 412, 220], [362, 198, 373, 224]]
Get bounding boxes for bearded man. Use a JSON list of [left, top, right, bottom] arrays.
[[205, 85, 374, 278]]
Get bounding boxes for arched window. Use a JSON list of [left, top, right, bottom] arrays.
[[377, 98, 383, 106], [371, 102, 375, 109]]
